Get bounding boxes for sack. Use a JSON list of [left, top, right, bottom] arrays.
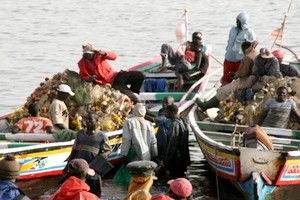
[[112, 164, 131, 184], [182, 69, 203, 80], [89, 155, 114, 177]]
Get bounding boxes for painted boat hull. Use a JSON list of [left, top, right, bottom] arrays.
[[189, 104, 300, 200]]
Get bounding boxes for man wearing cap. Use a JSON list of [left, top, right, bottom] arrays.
[[272, 49, 299, 77], [49, 159, 100, 200], [48, 84, 74, 131], [151, 177, 192, 200], [78, 43, 145, 104], [245, 47, 282, 91], [0, 155, 30, 200]]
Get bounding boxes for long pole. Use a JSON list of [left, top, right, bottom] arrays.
[[184, 8, 189, 42], [270, 0, 293, 50]]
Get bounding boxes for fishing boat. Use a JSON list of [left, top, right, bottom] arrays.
[[188, 56, 300, 199], [0, 44, 213, 180]]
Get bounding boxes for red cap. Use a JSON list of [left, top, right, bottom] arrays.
[[167, 178, 192, 198], [272, 49, 285, 59]]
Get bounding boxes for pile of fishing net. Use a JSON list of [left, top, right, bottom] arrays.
[[9, 69, 133, 132], [214, 76, 300, 129]]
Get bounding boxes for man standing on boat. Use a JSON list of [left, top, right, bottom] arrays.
[[258, 86, 300, 129], [158, 32, 209, 91], [221, 11, 256, 85], [78, 43, 145, 104]]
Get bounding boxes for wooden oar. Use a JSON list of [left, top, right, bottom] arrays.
[[178, 67, 223, 106]]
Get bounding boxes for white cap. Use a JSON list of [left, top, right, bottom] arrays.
[[57, 84, 75, 96]]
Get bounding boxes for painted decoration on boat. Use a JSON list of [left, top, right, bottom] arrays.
[[276, 159, 300, 185], [197, 139, 239, 181]]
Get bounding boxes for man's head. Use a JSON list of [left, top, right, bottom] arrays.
[[168, 178, 193, 199], [236, 11, 249, 30], [276, 86, 288, 102], [57, 84, 75, 100], [272, 49, 285, 63], [82, 43, 97, 61], [28, 103, 39, 117], [260, 48, 273, 60], [85, 111, 99, 132], [133, 103, 146, 117], [162, 96, 175, 110], [241, 41, 251, 54], [165, 104, 178, 119], [0, 154, 20, 181], [67, 159, 95, 180]]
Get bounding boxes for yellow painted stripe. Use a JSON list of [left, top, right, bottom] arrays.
[[286, 159, 300, 165], [15, 147, 72, 159], [109, 138, 122, 144], [198, 139, 238, 160]]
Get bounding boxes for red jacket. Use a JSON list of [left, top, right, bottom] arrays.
[[49, 176, 100, 200], [78, 51, 119, 85]]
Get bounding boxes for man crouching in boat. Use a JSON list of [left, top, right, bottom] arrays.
[[258, 86, 300, 129], [78, 43, 145, 104], [158, 32, 209, 91]]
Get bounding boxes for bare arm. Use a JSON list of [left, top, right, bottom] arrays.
[[258, 109, 268, 126]]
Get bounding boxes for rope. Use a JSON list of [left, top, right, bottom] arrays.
[[230, 123, 238, 146]]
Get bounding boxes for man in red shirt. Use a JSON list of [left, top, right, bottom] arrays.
[[78, 43, 145, 104], [12, 103, 53, 134]]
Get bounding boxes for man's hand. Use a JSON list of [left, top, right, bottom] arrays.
[[88, 75, 97, 82], [94, 50, 107, 56]]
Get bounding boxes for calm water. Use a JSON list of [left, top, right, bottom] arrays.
[[1, 0, 300, 199]]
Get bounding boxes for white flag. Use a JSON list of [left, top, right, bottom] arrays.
[[175, 11, 188, 44]]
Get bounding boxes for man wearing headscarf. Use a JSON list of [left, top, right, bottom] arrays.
[[221, 11, 256, 85], [272, 49, 299, 77], [121, 103, 158, 162]]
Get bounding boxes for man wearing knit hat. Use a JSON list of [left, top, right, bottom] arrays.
[[272, 49, 299, 77], [0, 155, 30, 199]]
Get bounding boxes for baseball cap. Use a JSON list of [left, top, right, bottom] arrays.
[[57, 84, 75, 96], [82, 43, 97, 54], [167, 178, 192, 198], [272, 49, 285, 59], [260, 48, 273, 59], [68, 159, 95, 176]]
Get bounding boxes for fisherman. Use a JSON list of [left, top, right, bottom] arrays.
[[151, 177, 193, 200], [221, 11, 256, 85], [157, 32, 209, 91], [48, 84, 74, 131], [49, 159, 100, 200], [78, 43, 145, 104], [272, 49, 299, 77], [197, 40, 259, 111], [121, 103, 158, 163], [66, 111, 112, 198], [163, 104, 190, 179], [124, 160, 157, 200], [258, 86, 300, 129], [12, 103, 53, 134], [0, 155, 30, 200]]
